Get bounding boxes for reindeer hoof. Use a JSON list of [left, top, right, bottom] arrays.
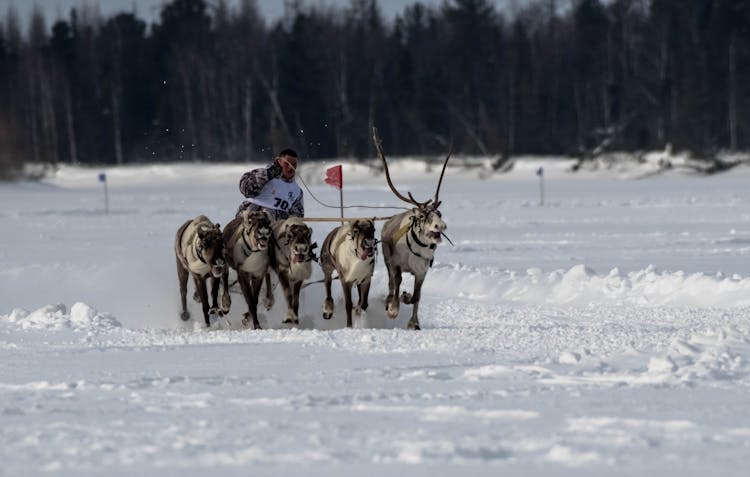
[[263, 297, 274, 310], [282, 310, 298, 325], [180, 311, 191, 321], [408, 321, 421, 330], [246, 319, 262, 330], [192, 291, 200, 303], [400, 292, 413, 304], [386, 303, 399, 319], [282, 316, 299, 325], [221, 295, 231, 314], [323, 300, 334, 319], [242, 313, 262, 330], [209, 307, 221, 316]]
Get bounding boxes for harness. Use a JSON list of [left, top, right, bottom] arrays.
[[327, 232, 378, 268], [240, 227, 266, 257], [192, 232, 209, 265], [354, 242, 378, 263], [272, 234, 317, 266], [396, 215, 435, 265]]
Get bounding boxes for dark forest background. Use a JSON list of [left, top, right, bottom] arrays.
[[0, 0, 749, 176]]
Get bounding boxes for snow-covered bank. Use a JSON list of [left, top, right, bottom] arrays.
[[31, 149, 750, 190]]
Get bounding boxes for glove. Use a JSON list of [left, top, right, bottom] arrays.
[[267, 161, 282, 179]]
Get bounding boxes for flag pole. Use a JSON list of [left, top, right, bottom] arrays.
[[339, 166, 344, 225], [537, 166, 544, 207], [99, 171, 109, 214]]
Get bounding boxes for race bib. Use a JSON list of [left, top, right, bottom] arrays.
[[247, 178, 301, 212]]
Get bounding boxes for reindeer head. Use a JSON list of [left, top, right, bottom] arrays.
[[242, 210, 272, 250], [372, 127, 449, 246], [411, 204, 446, 246], [349, 219, 378, 260], [197, 223, 226, 277], [282, 221, 315, 264]]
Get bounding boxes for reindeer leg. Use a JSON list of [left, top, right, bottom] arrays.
[[278, 272, 296, 324], [382, 241, 400, 319], [238, 272, 257, 329], [247, 276, 262, 330], [263, 272, 275, 310], [291, 281, 302, 325], [220, 267, 231, 314], [176, 258, 190, 321], [322, 270, 334, 320], [209, 275, 221, 316], [193, 274, 211, 327], [342, 281, 354, 328], [386, 266, 402, 319], [405, 275, 425, 330], [355, 281, 371, 316]]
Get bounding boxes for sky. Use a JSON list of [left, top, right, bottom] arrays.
[[0, 0, 519, 28]]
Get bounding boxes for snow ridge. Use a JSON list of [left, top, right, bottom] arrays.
[[3, 302, 121, 331]]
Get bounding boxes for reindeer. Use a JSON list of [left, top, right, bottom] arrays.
[[222, 210, 274, 329], [174, 215, 228, 327], [373, 127, 450, 330], [269, 217, 316, 325], [319, 219, 378, 327]]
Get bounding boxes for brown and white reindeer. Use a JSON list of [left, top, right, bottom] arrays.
[[373, 127, 450, 330], [174, 215, 228, 327], [268, 217, 316, 326], [222, 210, 274, 329], [319, 219, 378, 327]]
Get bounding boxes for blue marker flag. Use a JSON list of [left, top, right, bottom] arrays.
[[98, 172, 107, 183], [536, 167, 544, 177]]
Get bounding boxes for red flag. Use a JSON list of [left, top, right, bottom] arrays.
[[324, 164, 343, 190]]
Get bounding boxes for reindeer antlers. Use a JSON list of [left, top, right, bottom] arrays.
[[433, 143, 452, 208], [372, 127, 422, 207], [372, 126, 451, 209]]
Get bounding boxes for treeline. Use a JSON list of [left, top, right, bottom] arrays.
[[0, 0, 748, 176]]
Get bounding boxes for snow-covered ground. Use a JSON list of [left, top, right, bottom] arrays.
[[2, 157, 750, 475]]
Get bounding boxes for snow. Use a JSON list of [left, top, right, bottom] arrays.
[[2, 157, 750, 475]]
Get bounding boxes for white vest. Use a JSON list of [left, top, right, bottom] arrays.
[[247, 178, 301, 212]]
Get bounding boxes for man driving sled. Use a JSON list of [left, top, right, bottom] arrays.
[[235, 148, 304, 221]]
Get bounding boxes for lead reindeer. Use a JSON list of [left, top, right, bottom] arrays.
[[373, 127, 450, 330]]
